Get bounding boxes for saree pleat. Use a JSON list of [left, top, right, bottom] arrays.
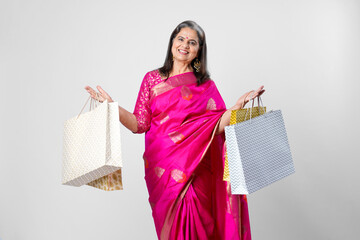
[[134, 70, 251, 239], [169, 156, 215, 240]]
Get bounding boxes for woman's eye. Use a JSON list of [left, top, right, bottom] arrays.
[[179, 38, 183, 41], [190, 41, 196, 45]]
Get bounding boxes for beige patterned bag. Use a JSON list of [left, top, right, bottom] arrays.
[[62, 96, 123, 191], [86, 169, 123, 191]]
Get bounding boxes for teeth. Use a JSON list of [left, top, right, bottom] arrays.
[[179, 49, 188, 54]]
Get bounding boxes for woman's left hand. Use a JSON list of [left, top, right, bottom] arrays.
[[234, 85, 265, 110], [217, 85, 265, 135]]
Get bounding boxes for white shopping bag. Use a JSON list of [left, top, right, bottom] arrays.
[[62, 97, 122, 188], [225, 97, 295, 194]]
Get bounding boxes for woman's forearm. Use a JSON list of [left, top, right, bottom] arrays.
[[118, 105, 138, 133], [215, 97, 248, 135], [216, 109, 232, 135]]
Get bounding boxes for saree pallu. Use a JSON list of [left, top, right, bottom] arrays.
[[142, 71, 251, 240]]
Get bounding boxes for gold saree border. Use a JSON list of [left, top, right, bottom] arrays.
[[150, 72, 197, 101]]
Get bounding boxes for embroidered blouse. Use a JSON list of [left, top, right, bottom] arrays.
[[133, 69, 164, 133]]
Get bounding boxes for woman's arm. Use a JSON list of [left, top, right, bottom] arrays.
[[215, 86, 265, 135], [117, 105, 138, 133], [84, 85, 138, 133]]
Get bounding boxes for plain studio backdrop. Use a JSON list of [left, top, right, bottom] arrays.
[[1, 0, 359, 239]]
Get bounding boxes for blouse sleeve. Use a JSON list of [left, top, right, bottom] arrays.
[[133, 72, 152, 134]]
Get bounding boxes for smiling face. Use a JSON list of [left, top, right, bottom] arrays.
[[171, 27, 200, 65]]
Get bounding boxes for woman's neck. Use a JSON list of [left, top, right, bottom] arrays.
[[171, 61, 193, 76]]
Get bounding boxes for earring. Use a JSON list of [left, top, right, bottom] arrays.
[[172, 56, 175, 61], [193, 58, 201, 72]]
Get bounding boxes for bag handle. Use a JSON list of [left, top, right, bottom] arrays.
[[90, 95, 100, 111], [76, 93, 101, 119], [243, 91, 255, 121], [244, 95, 266, 122]]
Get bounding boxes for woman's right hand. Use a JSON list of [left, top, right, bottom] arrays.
[[85, 85, 138, 132], [84, 85, 114, 103]]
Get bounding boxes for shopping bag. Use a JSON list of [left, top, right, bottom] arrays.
[[225, 97, 295, 194], [86, 169, 123, 191], [62, 96, 123, 190], [223, 98, 266, 181]]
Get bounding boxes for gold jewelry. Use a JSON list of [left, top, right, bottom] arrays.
[[193, 58, 201, 72], [172, 56, 174, 61]]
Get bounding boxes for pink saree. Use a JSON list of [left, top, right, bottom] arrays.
[[133, 69, 251, 240]]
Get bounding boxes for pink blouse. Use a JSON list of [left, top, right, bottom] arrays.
[[133, 69, 164, 133]]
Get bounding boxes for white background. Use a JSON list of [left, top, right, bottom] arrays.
[[1, 0, 359, 239]]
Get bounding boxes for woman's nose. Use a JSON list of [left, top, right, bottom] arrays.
[[182, 41, 190, 48]]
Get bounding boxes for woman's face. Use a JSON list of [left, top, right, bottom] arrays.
[[171, 27, 200, 65]]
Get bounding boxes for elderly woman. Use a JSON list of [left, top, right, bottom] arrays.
[[85, 20, 264, 240]]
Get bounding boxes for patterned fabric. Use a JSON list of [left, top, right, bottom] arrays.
[[133, 70, 251, 240], [86, 169, 123, 191], [133, 70, 164, 133]]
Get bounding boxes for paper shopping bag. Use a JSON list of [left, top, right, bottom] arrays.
[[62, 97, 123, 190], [86, 169, 123, 191], [225, 97, 295, 194], [223, 103, 266, 181]]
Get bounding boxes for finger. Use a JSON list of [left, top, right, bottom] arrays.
[[258, 89, 265, 96], [85, 86, 96, 94], [252, 89, 265, 99], [89, 90, 98, 98], [85, 86, 95, 94], [86, 89, 96, 97], [85, 87, 101, 100], [96, 86, 107, 97], [256, 87, 265, 93], [252, 90, 265, 99], [97, 85, 106, 94], [256, 85, 264, 92], [98, 85, 112, 99]]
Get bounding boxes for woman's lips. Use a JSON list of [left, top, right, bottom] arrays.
[[178, 49, 189, 55]]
